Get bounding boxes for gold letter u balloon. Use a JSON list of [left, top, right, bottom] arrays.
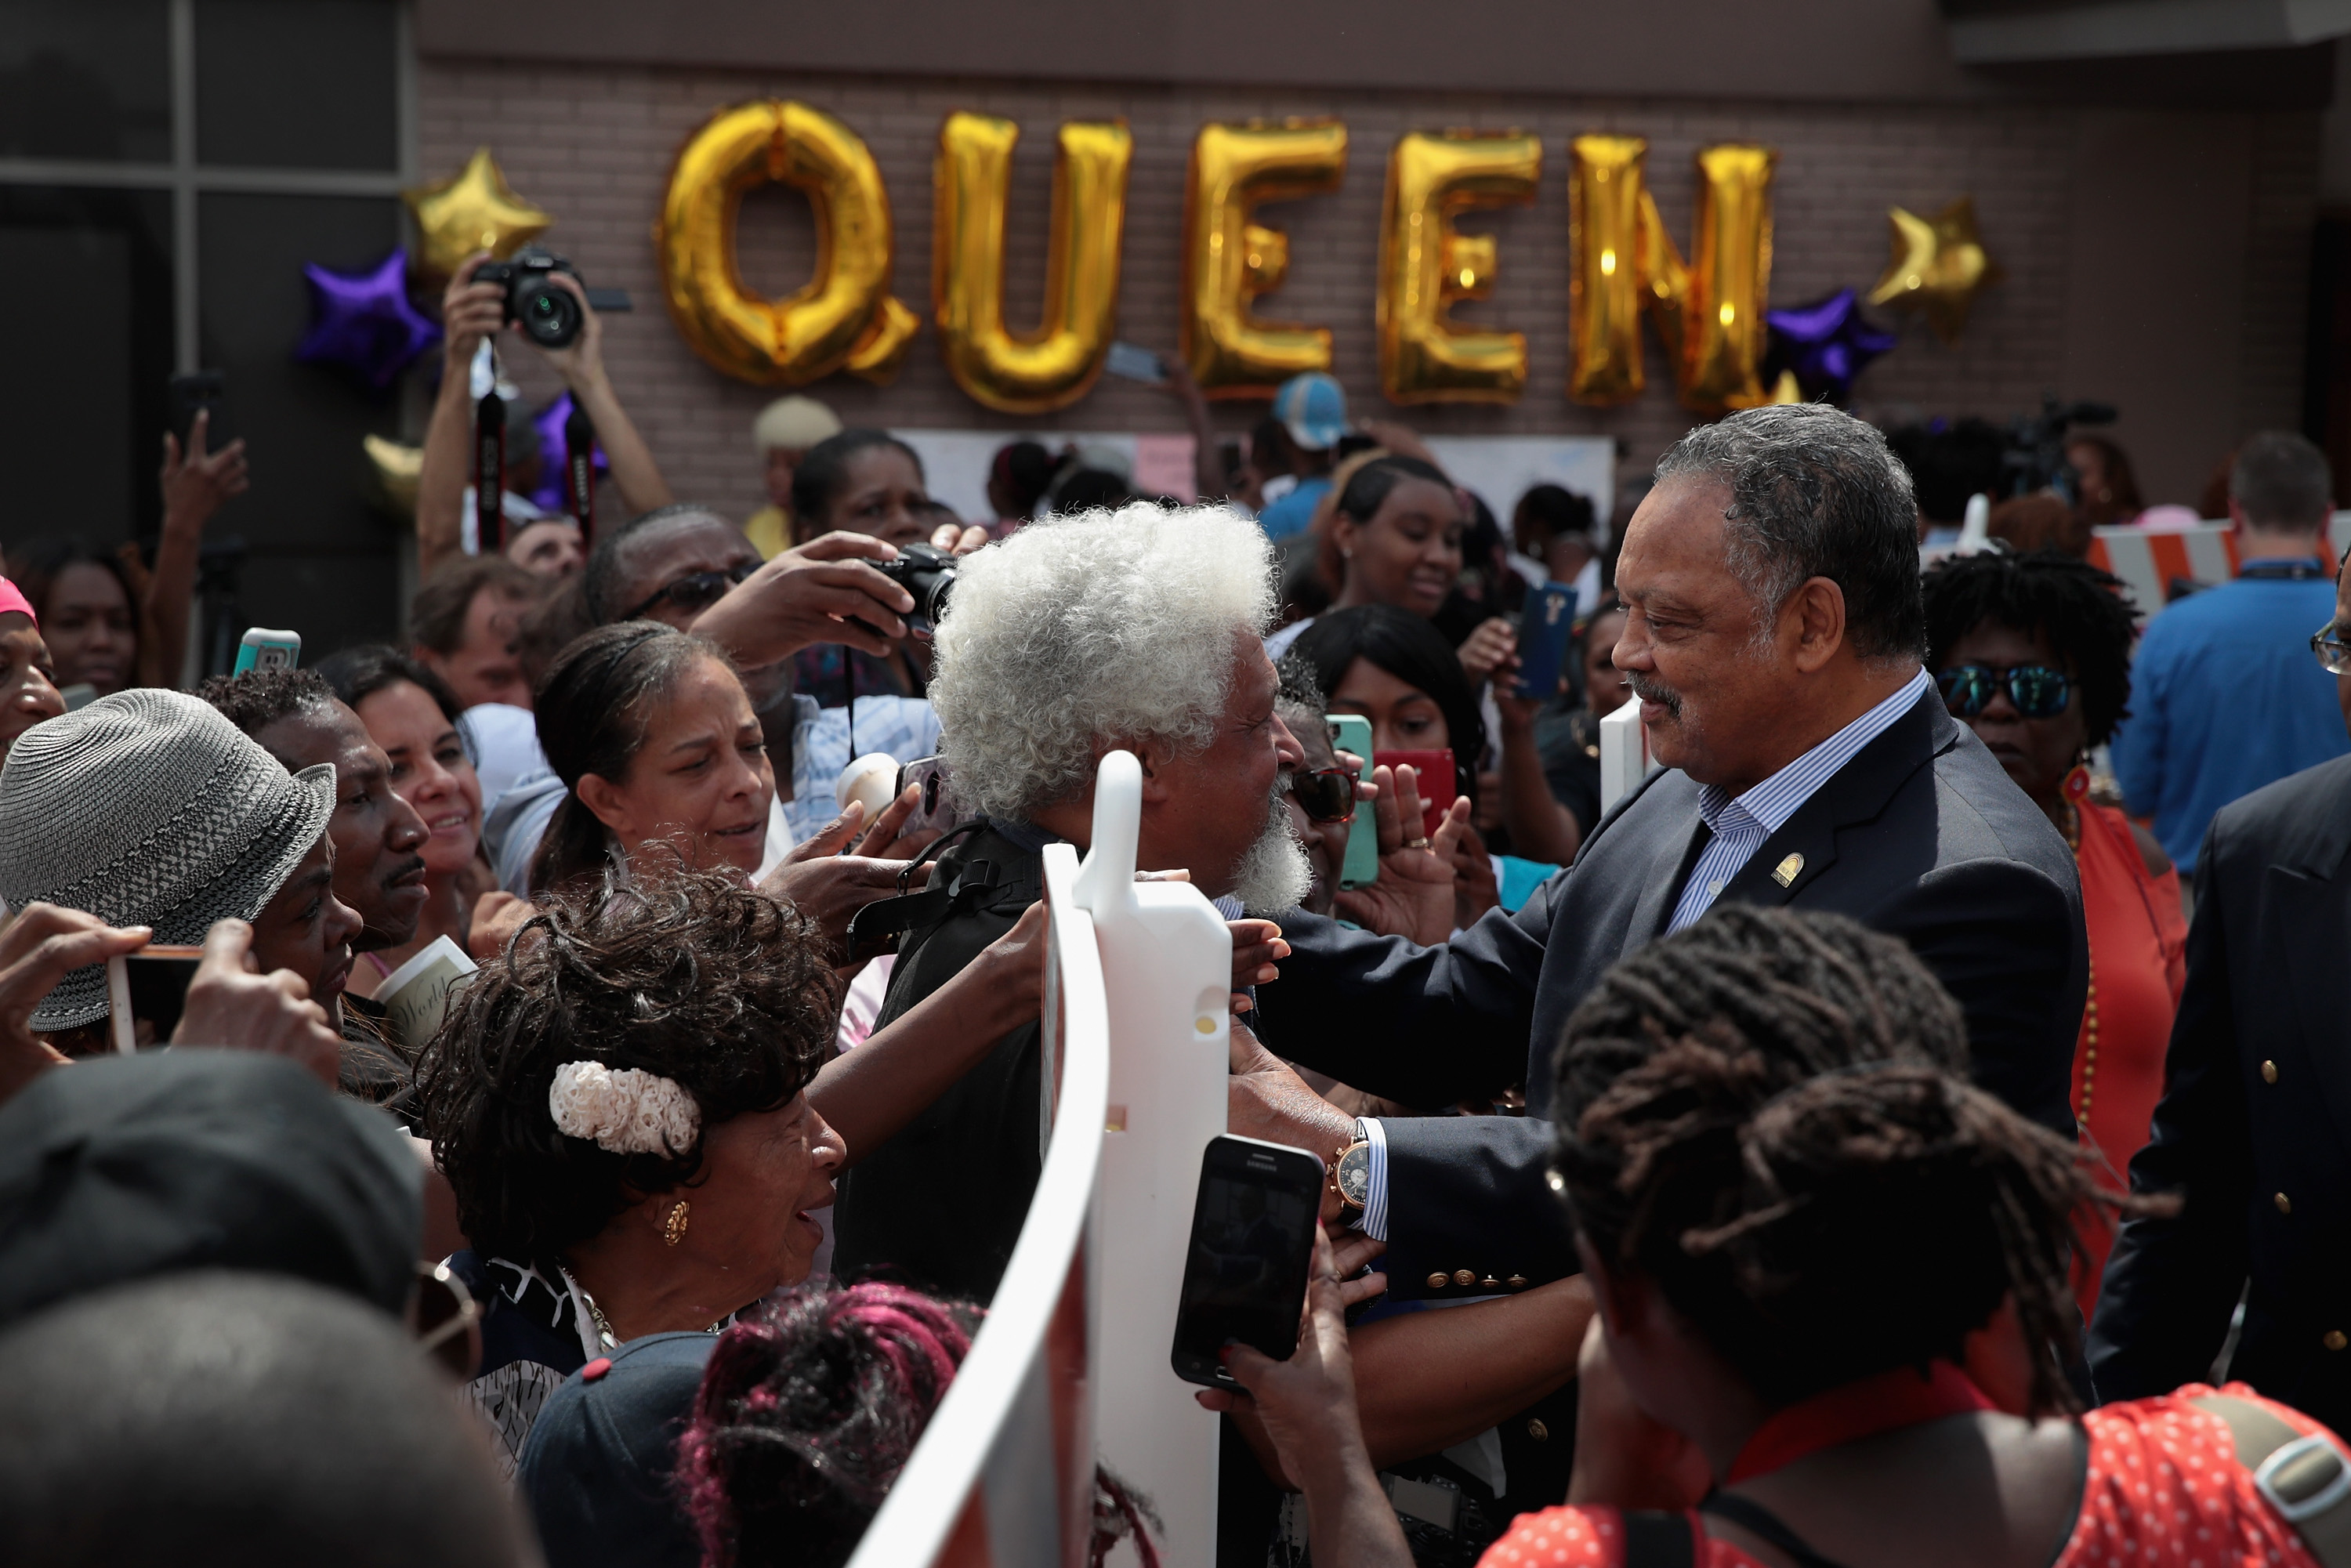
[[657, 100, 919, 386], [933, 113, 1134, 415]]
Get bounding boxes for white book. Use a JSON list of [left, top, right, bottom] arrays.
[[375, 934, 478, 1055]]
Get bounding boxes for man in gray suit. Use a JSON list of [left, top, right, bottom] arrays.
[[1239, 403, 2086, 1304]]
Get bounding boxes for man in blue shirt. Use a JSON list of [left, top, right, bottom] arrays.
[[2111, 430, 2347, 873], [1252, 371, 1347, 540]]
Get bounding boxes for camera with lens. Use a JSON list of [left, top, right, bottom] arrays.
[[873, 541, 956, 626], [475, 246, 631, 350], [2001, 391, 2117, 503]]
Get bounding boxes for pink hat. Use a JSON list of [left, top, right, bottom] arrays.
[[0, 578, 34, 627]]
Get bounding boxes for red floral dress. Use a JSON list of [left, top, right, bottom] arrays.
[[1479, 1385, 2330, 1568]]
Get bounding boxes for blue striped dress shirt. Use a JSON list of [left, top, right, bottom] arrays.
[[1665, 668, 1931, 932]]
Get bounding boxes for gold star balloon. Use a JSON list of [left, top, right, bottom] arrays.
[[361, 434, 422, 518], [404, 147, 552, 279], [1866, 197, 2000, 345]]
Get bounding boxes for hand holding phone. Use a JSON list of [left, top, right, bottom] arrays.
[[1514, 583, 1578, 700], [1329, 715, 1378, 891], [106, 945, 206, 1053], [1171, 1135, 1326, 1389], [164, 919, 342, 1088], [233, 628, 301, 675]]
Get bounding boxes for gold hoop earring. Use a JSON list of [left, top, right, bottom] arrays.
[[664, 1200, 690, 1247]]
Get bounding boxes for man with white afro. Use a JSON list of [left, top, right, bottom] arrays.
[[829, 502, 1309, 1302]]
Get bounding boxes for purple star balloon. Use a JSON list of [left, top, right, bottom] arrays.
[[293, 247, 440, 389], [1763, 288, 1899, 405], [527, 391, 608, 513]]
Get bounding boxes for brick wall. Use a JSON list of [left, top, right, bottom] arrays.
[[418, 58, 2309, 522]]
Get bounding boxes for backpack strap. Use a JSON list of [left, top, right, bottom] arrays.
[[2192, 1393, 2351, 1566], [1698, 1492, 1860, 1568], [1617, 1510, 1701, 1566]]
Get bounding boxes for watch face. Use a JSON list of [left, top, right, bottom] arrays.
[[1337, 1144, 1371, 1207]]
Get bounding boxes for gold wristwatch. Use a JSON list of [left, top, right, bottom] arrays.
[[1331, 1120, 1371, 1219]]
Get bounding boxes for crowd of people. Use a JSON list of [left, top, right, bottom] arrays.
[[2, 263, 2349, 1568]]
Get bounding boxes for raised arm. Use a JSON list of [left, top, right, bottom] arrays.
[[808, 902, 1046, 1164], [528, 273, 672, 518], [417, 254, 506, 582], [143, 408, 248, 689]]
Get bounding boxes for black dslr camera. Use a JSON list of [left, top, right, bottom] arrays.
[[2001, 392, 2117, 503], [873, 541, 956, 625], [475, 246, 631, 349]]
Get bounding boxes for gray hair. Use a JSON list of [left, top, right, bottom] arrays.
[[1653, 403, 1925, 661], [929, 503, 1276, 820], [2229, 430, 2333, 532]]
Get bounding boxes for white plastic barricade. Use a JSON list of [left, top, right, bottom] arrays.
[[2086, 512, 2351, 618], [846, 751, 1229, 1568], [1597, 694, 1656, 817]]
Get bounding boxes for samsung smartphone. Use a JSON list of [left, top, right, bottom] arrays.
[[1514, 583, 1578, 701], [106, 944, 207, 1053], [1375, 748, 1459, 840], [1330, 714, 1378, 891], [167, 370, 231, 449], [1170, 1135, 1326, 1390], [1103, 339, 1169, 384], [232, 627, 301, 675]]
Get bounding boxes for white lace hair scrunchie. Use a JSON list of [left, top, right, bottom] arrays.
[[547, 1061, 701, 1157]]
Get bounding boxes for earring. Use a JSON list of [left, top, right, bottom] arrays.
[[664, 1200, 690, 1247]]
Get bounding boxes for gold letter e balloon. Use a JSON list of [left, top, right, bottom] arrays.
[[657, 100, 920, 386]]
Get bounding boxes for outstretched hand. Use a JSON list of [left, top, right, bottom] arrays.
[[690, 531, 918, 668], [172, 918, 342, 1089], [0, 904, 150, 1107], [1226, 1019, 1353, 1219], [1331, 764, 1471, 945], [160, 409, 248, 530]]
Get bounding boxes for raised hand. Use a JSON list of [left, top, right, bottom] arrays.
[[172, 918, 342, 1089], [690, 531, 917, 669], [0, 904, 150, 1106]]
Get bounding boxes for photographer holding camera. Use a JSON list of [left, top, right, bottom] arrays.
[[416, 250, 674, 582]]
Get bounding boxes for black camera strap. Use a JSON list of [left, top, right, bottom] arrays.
[[473, 388, 507, 550], [562, 403, 596, 543]]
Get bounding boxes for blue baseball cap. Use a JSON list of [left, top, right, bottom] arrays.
[[519, 1331, 715, 1568], [1272, 371, 1348, 453]]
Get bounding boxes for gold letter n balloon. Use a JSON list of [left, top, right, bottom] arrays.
[[1378, 129, 1541, 404], [1180, 120, 1348, 397], [657, 100, 918, 386], [1567, 135, 1777, 414], [933, 113, 1134, 415]]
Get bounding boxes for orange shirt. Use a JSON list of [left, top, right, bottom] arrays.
[[2071, 798, 2186, 1317]]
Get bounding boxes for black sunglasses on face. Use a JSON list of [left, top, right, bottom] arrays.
[[1936, 662, 2072, 720], [620, 559, 759, 623], [1289, 767, 1358, 824]]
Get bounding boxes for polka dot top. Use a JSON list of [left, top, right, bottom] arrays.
[[1476, 1385, 2331, 1568]]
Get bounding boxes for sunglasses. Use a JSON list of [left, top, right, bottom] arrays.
[[620, 559, 759, 623], [1289, 766, 1358, 824], [1936, 663, 2071, 720], [2313, 619, 2351, 676]]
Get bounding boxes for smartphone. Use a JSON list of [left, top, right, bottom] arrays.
[[1170, 1135, 1326, 1390], [893, 755, 965, 839], [1514, 583, 1578, 701], [167, 370, 231, 450], [1375, 748, 1459, 841], [1104, 339, 1168, 384], [58, 683, 98, 712], [106, 944, 207, 1054], [232, 627, 301, 675], [1330, 715, 1378, 891]]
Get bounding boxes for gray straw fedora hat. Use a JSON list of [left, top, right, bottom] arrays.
[[0, 689, 336, 1031]]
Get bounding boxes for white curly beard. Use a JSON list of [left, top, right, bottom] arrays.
[[1230, 788, 1314, 916]]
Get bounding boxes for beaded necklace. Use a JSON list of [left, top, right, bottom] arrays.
[[2063, 788, 2098, 1132]]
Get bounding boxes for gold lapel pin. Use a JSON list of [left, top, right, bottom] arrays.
[[1772, 853, 1804, 888]]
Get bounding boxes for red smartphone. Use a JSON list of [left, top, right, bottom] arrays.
[[1374, 748, 1458, 840]]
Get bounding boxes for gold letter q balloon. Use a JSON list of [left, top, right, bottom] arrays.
[[657, 100, 918, 387], [1378, 130, 1541, 405], [933, 113, 1134, 415], [1180, 120, 1348, 397], [1568, 136, 1777, 414]]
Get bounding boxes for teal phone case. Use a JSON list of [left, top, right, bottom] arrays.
[[1331, 715, 1379, 890]]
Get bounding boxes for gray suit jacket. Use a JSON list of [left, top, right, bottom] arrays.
[[1258, 686, 2085, 1302]]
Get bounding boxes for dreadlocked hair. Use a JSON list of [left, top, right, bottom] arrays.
[[1922, 548, 2141, 745], [1551, 905, 2168, 1418], [414, 868, 839, 1269], [676, 1280, 980, 1568]]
